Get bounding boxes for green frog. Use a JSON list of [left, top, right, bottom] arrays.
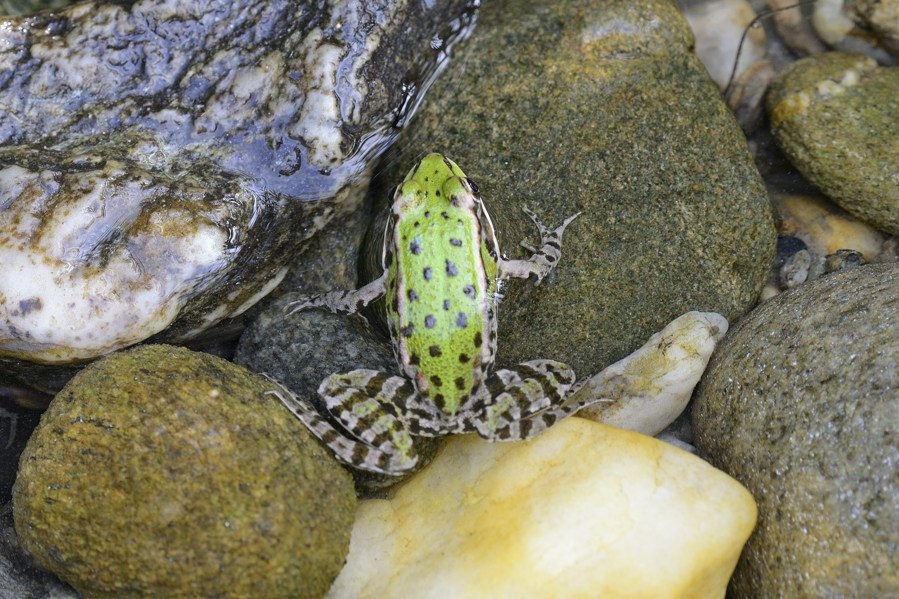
[[273, 153, 583, 474]]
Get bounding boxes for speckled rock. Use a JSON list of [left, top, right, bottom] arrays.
[[371, 0, 775, 380], [235, 296, 441, 490], [768, 53, 899, 235], [693, 263, 899, 597], [13, 344, 355, 598], [0, 0, 475, 364], [328, 417, 757, 599]]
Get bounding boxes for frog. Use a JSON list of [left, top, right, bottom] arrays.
[[271, 153, 584, 475]]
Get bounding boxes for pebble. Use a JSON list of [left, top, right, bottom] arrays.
[[772, 190, 889, 261], [680, 0, 767, 88], [575, 311, 729, 437], [768, 52, 899, 235]]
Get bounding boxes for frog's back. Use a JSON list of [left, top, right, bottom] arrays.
[[386, 154, 495, 415]]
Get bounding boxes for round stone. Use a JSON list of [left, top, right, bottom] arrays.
[[13, 344, 355, 598], [693, 263, 899, 596], [368, 0, 775, 379], [767, 52, 899, 235]]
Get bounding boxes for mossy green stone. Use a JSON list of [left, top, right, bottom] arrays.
[[12, 344, 355, 598], [693, 263, 899, 596], [374, 0, 774, 378], [768, 52, 899, 235]]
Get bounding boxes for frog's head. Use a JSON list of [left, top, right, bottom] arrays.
[[391, 153, 479, 214]]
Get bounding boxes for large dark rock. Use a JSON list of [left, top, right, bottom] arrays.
[[370, 0, 776, 380], [694, 263, 899, 597]]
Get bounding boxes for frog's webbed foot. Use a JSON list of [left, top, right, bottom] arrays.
[[497, 207, 581, 284], [467, 359, 578, 441], [285, 271, 388, 316]]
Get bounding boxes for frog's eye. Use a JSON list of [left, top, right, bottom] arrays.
[[466, 178, 480, 196]]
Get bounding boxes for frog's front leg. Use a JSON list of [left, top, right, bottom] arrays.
[[465, 359, 579, 440], [286, 271, 388, 316], [497, 207, 581, 283]]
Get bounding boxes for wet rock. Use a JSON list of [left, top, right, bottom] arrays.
[[807, 0, 894, 62], [272, 202, 373, 301], [694, 263, 899, 597], [768, 52, 899, 235], [329, 417, 757, 599], [0, 0, 475, 364], [13, 344, 355, 598], [680, 0, 775, 132], [768, 0, 829, 56], [773, 190, 889, 261], [853, 0, 899, 56], [823, 247, 865, 272], [837, 0, 899, 61], [681, 0, 767, 89], [373, 0, 775, 381]]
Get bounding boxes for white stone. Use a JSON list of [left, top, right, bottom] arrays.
[[0, 164, 233, 363], [574, 311, 729, 436], [680, 0, 767, 88], [328, 418, 757, 599]]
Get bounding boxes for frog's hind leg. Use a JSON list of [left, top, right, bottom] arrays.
[[286, 271, 388, 316], [466, 359, 578, 440], [315, 369, 447, 474], [265, 381, 406, 475], [497, 208, 581, 283]]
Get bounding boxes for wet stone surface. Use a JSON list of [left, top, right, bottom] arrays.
[[694, 263, 899, 597], [0, 0, 475, 365], [767, 52, 899, 236], [12, 344, 356, 598]]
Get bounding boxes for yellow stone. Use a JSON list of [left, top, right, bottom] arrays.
[[773, 191, 887, 260], [328, 418, 757, 599]]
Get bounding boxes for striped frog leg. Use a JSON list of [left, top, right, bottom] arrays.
[[285, 271, 388, 315], [263, 379, 411, 475], [497, 207, 581, 283], [312, 369, 450, 475]]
